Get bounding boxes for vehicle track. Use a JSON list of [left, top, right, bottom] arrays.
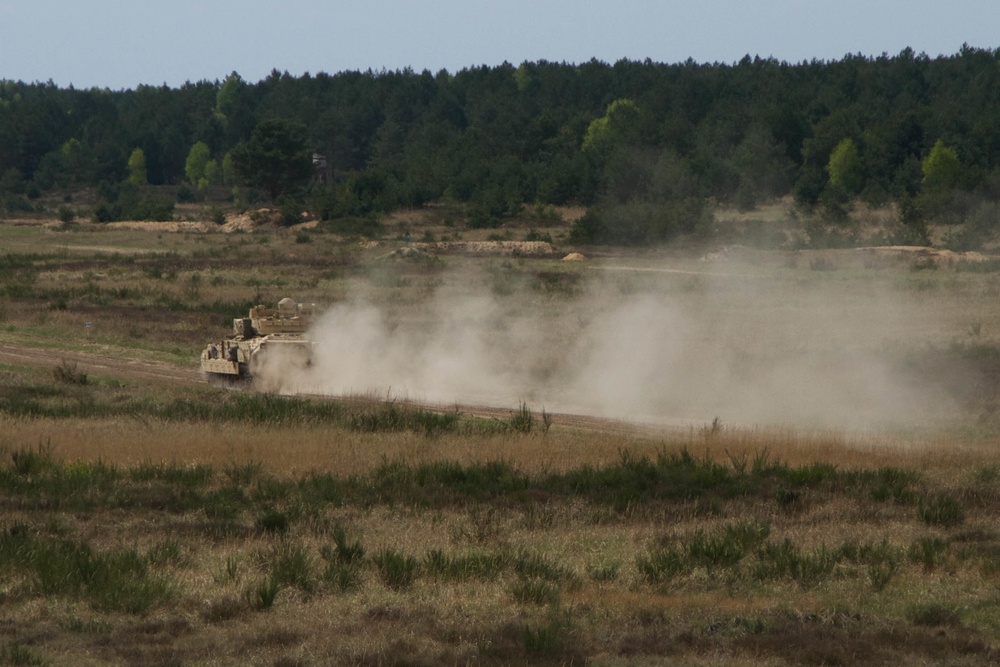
[[0, 342, 681, 437]]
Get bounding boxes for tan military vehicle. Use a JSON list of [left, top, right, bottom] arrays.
[[201, 297, 316, 388]]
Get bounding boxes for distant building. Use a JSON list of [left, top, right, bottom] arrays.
[[312, 152, 333, 185]]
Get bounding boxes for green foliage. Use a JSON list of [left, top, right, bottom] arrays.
[[0, 642, 46, 666], [0, 530, 172, 614], [508, 402, 534, 433], [583, 99, 640, 154], [126, 148, 147, 186], [231, 119, 313, 201], [638, 521, 770, 583], [570, 198, 714, 245], [92, 181, 174, 222], [185, 141, 212, 185], [247, 577, 280, 610], [918, 493, 965, 527], [268, 542, 314, 593], [3, 52, 1000, 238], [522, 616, 568, 655], [826, 138, 863, 195], [909, 536, 950, 572], [922, 139, 961, 192], [906, 602, 962, 627], [372, 548, 420, 590], [255, 509, 290, 535], [321, 524, 365, 565], [323, 562, 362, 592]]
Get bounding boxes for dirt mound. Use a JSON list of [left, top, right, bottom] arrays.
[[562, 252, 587, 261]]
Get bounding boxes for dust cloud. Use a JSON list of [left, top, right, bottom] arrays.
[[280, 261, 962, 431]]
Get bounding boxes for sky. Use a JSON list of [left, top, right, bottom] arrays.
[[0, 0, 997, 90]]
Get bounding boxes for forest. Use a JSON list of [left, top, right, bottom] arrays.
[[2, 46, 1000, 246]]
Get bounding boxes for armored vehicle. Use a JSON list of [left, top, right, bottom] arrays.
[[201, 298, 316, 387]]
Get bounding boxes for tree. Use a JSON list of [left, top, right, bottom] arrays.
[[582, 98, 640, 154], [60, 138, 88, 184], [826, 138, 863, 195], [922, 139, 960, 192], [231, 119, 313, 201], [203, 159, 220, 186], [185, 141, 211, 185], [126, 148, 147, 186]]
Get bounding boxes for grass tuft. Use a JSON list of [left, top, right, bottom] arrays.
[[919, 493, 965, 527], [372, 548, 420, 590]]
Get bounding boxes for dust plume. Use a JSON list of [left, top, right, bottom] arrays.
[[282, 260, 963, 431]]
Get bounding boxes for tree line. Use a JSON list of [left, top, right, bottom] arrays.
[[2, 46, 1000, 245]]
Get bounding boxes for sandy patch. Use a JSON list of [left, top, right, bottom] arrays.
[[414, 240, 556, 257], [104, 220, 211, 233]]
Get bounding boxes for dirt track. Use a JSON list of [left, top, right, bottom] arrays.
[[0, 342, 675, 437], [0, 342, 198, 386]]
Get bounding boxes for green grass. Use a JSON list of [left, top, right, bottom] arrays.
[[0, 526, 173, 614], [372, 548, 420, 590]]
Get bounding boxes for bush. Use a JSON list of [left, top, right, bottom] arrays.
[[569, 198, 713, 245], [53, 360, 87, 385]]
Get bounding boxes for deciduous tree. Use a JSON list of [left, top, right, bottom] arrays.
[[126, 148, 147, 186]]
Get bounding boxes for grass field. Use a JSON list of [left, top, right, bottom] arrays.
[[1, 212, 1000, 665]]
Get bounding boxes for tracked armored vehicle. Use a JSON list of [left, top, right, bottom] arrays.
[[201, 297, 316, 388]]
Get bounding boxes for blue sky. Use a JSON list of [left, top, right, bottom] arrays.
[[1, 0, 997, 89]]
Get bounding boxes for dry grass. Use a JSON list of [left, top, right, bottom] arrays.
[[5, 413, 997, 479], [2, 221, 1000, 664], [2, 412, 1000, 665]]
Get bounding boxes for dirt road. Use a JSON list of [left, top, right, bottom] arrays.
[[0, 342, 198, 386], [0, 342, 678, 437]]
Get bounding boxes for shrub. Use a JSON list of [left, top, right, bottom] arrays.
[[52, 360, 87, 385]]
